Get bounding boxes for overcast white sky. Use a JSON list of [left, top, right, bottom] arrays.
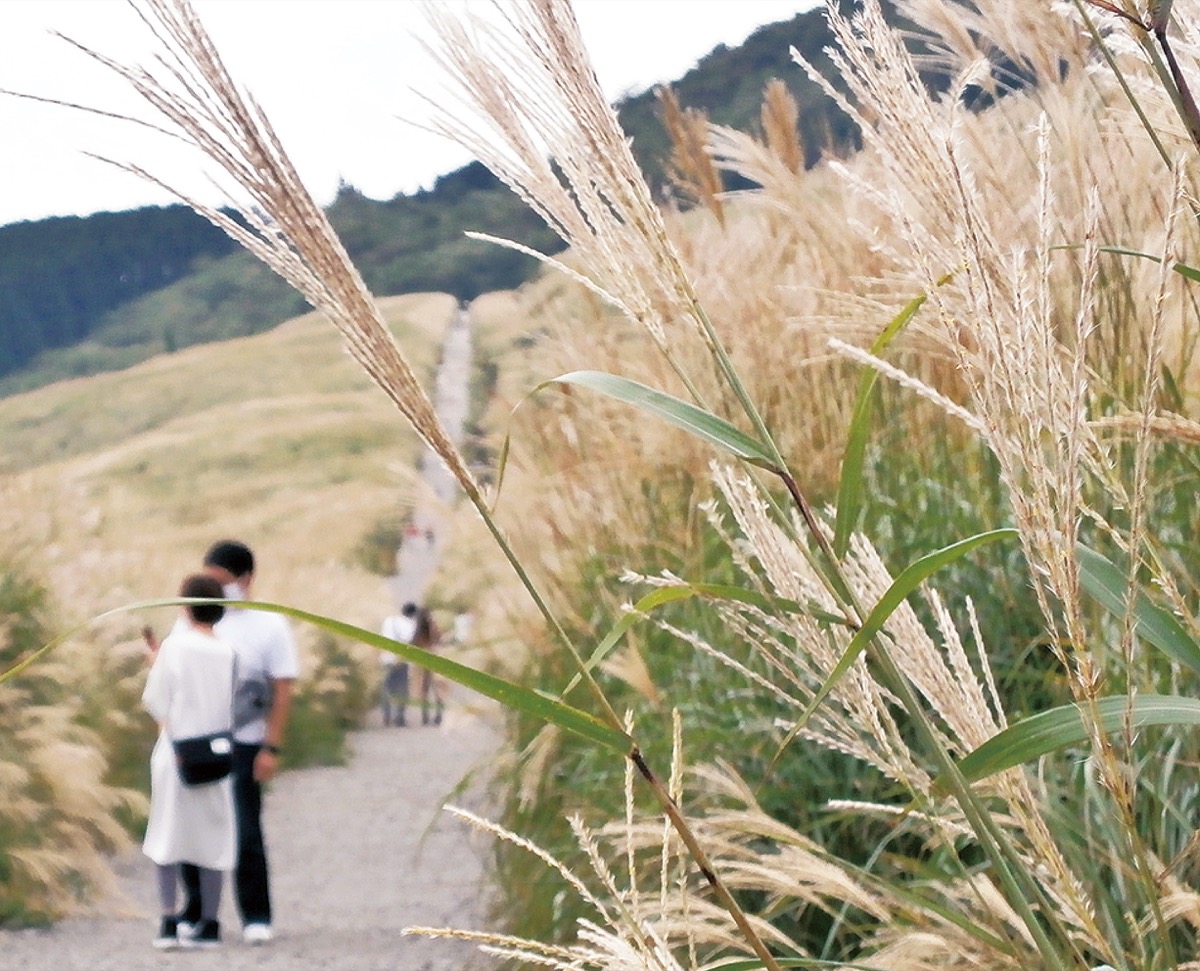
[[0, 0, 818, 229]]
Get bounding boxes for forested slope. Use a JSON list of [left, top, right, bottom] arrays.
[[0, 4, 849, 395]]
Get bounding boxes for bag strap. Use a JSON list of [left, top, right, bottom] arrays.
[[227, 652, 238, 735]]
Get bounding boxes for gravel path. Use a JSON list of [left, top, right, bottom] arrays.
[[390, 303, 473, 606], [0, 302, 505, 969], [0, 700, 503, 970]]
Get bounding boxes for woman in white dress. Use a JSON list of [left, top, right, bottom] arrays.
[[142, 573, 236, 949]]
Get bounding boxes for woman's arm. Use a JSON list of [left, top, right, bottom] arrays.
[[141, 641, 172, 724]]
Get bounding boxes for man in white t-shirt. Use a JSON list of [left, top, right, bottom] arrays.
[[178, 540, 298, 946], [379, 602, 418, 727]]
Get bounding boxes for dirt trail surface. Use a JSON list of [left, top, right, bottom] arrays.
[[0, 702, 502, 970], [0, 303, 504, 969], [390, 304, 473, 606]]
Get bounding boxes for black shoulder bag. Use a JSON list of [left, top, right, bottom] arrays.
[[172, 656, 236, 787]]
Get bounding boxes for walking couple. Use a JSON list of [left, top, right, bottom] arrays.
[[379, 601, 443, 727], [141, 540, 298, 950]]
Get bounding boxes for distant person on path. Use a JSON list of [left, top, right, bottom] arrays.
[[176, 540, 299, 946], [413, 606, 444, 726], [141, 574, 236, 951], [451, 609, 474, 648], [379, 602, 418, 727]]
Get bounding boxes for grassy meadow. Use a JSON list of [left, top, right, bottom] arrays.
[[0, 291, 456, 921]]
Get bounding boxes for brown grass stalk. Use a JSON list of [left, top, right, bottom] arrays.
[[62, 0, 470, 498], [657, 86, 725, 225]]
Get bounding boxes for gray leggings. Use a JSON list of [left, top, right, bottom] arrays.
[[157, 863, 222, 920]]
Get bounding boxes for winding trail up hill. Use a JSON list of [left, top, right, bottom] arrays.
[[0, 306, 502, 971]]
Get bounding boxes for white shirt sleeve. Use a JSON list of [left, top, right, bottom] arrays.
[[265, 616, 300, 680], [379, 616, 398, 666]]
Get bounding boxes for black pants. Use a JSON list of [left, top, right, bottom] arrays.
[[181, 742, 271, 926], [380, 663, 409, 726]]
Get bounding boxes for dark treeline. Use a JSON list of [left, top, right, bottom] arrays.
[[617, 5, 860, 188], [0, 163, 567, 394], [0, 206, 235, 378]]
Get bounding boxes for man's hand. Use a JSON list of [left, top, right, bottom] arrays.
[[254, 747, 280, 783], [257, 678, 294, 784]]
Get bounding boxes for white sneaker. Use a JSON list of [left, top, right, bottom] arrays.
[[153, 916, 181, 950], [243, 923, 274, 945]]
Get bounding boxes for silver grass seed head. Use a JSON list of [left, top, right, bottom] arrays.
[[422, 0, 712, 357], [72, 0, 474, 497]]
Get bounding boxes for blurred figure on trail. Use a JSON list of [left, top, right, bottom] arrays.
[[379, 602, 418, 727], [413, 606, 444, 726], [451, 609, 474, 648]]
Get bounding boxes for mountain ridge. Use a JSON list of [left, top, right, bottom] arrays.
[[0, 5, 849, 396]]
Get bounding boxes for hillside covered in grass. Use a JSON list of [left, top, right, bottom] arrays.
[[0, 289, 454, 603], [0, 291, 457, 921]]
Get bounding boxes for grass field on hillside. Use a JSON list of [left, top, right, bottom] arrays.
[[0, 289, 466, 921], [0, 290, 458, 648]]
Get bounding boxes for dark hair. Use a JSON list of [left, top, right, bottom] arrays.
[[203, 539, 255, 578], [401, 601, 418, 617], [414, 607, 438, 648], [180, 573, 225, 626]]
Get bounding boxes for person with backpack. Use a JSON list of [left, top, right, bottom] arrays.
[[379, 602, 418, 726]]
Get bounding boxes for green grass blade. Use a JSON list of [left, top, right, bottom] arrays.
[[684, 582, 852, 628], [770, 529, 1018, 766], [559, 582, 842, 701], [1173, 261, 1200, 283], [544, 371, 779, 471], [1, 597, 632, 755], [952, 694, 1200, 785], [489, 423, 514, 512], [1098, 245, 1200, 282], [710, 957, 887, 970], [833, 288, 931, 558], [559, 586, 697, 702], [1077, 543, 1200, 675]]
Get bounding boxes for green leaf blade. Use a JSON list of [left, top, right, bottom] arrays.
[[955, 694, 1200, 784], [1097, 244, 1200, 283], [1077, 544, 1200, 675], [834, 288, 931, 558], [547, 371, 779, 470], [793, 529, 1018, 735], [248, 599, 633, 754]]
